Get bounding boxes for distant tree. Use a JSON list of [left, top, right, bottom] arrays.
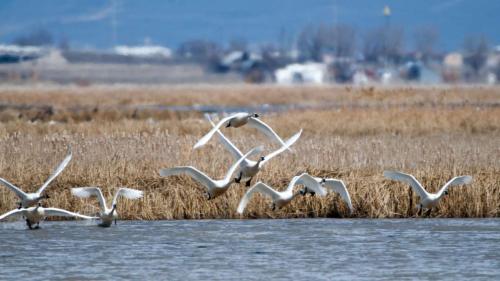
[[328, 24, 356, 58], [13, 28, 53, 46], [463, 35, 489, 80], [297, 23, 356, 62], [363, 26, 404, 64], [297, 25, 324, 62], [414, 26, 439, 62], [177, 39, 221, 62], [228, 38, 247, 52]]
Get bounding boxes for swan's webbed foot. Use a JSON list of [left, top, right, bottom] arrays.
[[309, 191, 316, 197], [425, 208, 432, 217], [245, 178, 252, 187], [271, 203, 276, 211], [26, 219, 33, 230], [205, 191, 212, 200], [235, 172, 242, 184]]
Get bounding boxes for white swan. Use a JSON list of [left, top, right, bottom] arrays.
[[301, 176, 354, 213], [0, 204, 96, 230], [384, 171, 472, 215], [210, 117, 302, 186], [237, 173, 326, 214], [71, 187, 143, 227], [0, 147, 72, 208], [160, 146, 262, 200], [194, 112, 290, 149]]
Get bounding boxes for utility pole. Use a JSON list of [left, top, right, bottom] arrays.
[[111, 0, 118, 46]]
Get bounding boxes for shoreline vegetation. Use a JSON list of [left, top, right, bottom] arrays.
[[0, 85, 498, 219]]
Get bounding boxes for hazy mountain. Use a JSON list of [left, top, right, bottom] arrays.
[[0, 0, 498, 51]]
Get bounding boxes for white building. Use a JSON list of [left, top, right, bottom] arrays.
[[274, 63, 326, 85]]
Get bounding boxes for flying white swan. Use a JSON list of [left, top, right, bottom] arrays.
[[194, 112, 291, 149], [237, 173, 326, 214], [0, 147, 72, 208], [209, 117, 302, 186], [159, 146, 262, 200], [300, 176, 354, 213], [0, 204, 96, 230], [71, 187, 143, 227], [384, 171, 472, 215]]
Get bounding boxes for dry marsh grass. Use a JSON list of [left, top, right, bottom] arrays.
[[0, 85, 498, 219]]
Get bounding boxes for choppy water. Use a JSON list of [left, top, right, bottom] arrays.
[[1, 219, 499, 280]]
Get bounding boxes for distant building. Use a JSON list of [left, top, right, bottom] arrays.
[[442, 52, 463, 83], [274, 63, 326, 85], [114, 45, 172, 58], [0, 44, 44, 63]]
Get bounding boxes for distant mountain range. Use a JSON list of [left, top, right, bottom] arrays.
[[0, 0, 498, 51]]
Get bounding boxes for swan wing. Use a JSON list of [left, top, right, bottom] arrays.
[[194, 114, 236, 149], [44, 207, 97, 219], [437, 176, 473, 197], [323, 179, 354, 212], [247, 117, 287, 147], [0, 177, 27, 199], [160, 166, 216, 189], [383, 171, 429, 198], [262, 129, 302, 165], [292, 173, 327, 196], [71, 187, 107, 211], [237, 182, 281, 214], [37, 147, 72, 195], [112, 187, 143, 206], [0, 209, 25, 221], [207, 115, 244, 159], [224, 146, 263, 182]]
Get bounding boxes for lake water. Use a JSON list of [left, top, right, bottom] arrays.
[[1, 219, 499, 280]]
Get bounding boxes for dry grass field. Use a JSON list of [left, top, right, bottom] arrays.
[[0, 85, 498, 219]]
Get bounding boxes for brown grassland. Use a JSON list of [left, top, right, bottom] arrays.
[[0, 85, 498, 219]]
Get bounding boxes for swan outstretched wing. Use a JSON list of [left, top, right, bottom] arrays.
[[291, 173, 327, 196], [37, 147, 72, 194], [247, 117, 288, 148], [262, 129, 302, 165], [437, 176, 473, 197], [112, 187, 143, 206], [0, 177, 27, 199], [160, 166, 216, 189], [44, 207, 97, 219], [207, 115, 244, 159], [323, 179, 353, 212], [223, 146, 263, 182], [0, 209, 25, 221], [384, 171, 429, 198], [194, 114, 237, 149], [237, 182, 281, 214], [71, 187, 108, 211]]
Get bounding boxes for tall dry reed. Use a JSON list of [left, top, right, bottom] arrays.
[[0, 86, 498, 219]]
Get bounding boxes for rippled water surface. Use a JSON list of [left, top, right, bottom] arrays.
[[1, 219, 499, 280]]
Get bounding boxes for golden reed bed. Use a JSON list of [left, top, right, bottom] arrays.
[[0, 85, 498, 219]]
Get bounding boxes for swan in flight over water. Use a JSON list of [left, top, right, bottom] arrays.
[[209, 117, 302, 186], [160, 146, 262, 200], [300, 176, 354, 213], [237, 173, 326, 214], [0, 204, 96, 230], [194, 112, 291, 150], [0, 147, 72, 208], [71, 187, 143, 227], [384, 171, 472, 216]]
